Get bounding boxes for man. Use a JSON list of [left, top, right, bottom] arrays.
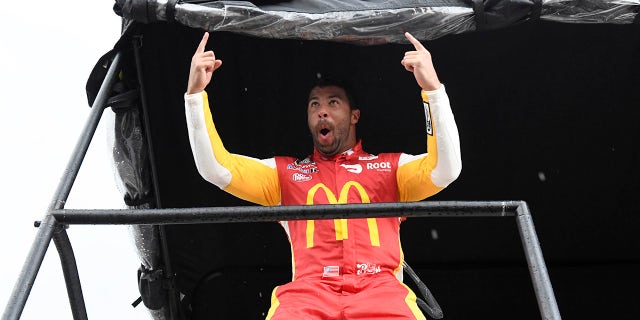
[[184, 31, 461, 319]]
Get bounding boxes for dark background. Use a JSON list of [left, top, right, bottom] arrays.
[[129, 19, 640, 319]]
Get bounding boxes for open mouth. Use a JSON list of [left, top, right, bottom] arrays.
[[317, 122, 332, 137]]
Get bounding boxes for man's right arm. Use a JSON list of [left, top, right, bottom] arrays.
[[184, 91, 281, 206]]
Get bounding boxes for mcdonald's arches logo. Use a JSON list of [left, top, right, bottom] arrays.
[[305, 181, 380, 248]]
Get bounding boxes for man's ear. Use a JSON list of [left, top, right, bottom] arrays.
[[351, 109, 360, 124]]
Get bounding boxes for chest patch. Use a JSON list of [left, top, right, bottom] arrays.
[[340, 163, 362, 174], [286, 158, 318, 181]]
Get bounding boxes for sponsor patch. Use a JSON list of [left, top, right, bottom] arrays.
[[356, 263, 381, 276], [297, 157, 314, 165], [366, 161, 392, 172], [287, 166, 317, 174], [287, 158, 318, 174], [358, 155, 379, 161], [340, 163, 363, 174], [292, 173, 312, 182], [323, 266, 340, 278], [424, 101, 433, 136]]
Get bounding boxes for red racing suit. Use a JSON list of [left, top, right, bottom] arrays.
[[184, 85, 461, 319]]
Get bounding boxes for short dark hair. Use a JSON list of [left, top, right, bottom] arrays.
[[309, 76, 358, 110]]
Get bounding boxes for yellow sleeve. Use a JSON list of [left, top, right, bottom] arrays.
[[185, 91, 281, 206], [396, 85, 462, 202]]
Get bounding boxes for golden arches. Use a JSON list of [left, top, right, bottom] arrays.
[[305, 181, 380, 247]]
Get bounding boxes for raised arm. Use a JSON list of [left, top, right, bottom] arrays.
[[184, 33, 281, 206], [397, 32, 462, 201]]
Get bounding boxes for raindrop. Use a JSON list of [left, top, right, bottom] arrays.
[[538, 172, 546, 182], [430, 229, 439, 240]]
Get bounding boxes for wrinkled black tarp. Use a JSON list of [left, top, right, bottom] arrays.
[[114, 0, 639, 44]]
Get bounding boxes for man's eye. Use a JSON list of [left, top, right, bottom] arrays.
[[330, 100, 338, 105]]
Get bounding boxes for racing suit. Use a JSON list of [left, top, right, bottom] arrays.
[[184, 85, 461, 319]]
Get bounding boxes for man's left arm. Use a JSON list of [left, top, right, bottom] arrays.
[[396, 32, 462, 201]]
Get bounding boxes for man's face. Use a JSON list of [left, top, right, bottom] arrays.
[[307, 85, 360, 156]]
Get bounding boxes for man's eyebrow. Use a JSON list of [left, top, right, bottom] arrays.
[[308, 94, 343, 103]]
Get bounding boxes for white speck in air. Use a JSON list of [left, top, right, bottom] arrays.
[[430, 229, 439, 240], [316, 72, 322, 79], [538, 171, 546, 182]]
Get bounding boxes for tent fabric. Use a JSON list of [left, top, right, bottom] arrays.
[[113, 0, 639, 43]]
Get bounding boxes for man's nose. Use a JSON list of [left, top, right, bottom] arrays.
[[317, 105, 328, 118]]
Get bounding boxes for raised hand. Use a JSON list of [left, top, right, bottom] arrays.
[[401, 32, 440, 91], [187, 32, 223, 94]]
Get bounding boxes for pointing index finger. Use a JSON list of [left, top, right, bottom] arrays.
[[196, 32, 209, 53], [405, 32, 426, 51]]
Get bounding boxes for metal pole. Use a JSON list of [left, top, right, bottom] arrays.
[[2, 215, 57, 320], [52, 201, 521, 225], [515, 202, 562, 320], [53, 228, 88, 320], [48, 52, 121, 211], [131, 36, 179, 320], [2, 53, 122, 320]]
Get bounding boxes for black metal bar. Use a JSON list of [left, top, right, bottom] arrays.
[[515, 202, 562, 320], [52, 201, 520, 225], [52, 228, 88, 320], [131, 36, 179, 320], [2, 53, 122, 320]]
